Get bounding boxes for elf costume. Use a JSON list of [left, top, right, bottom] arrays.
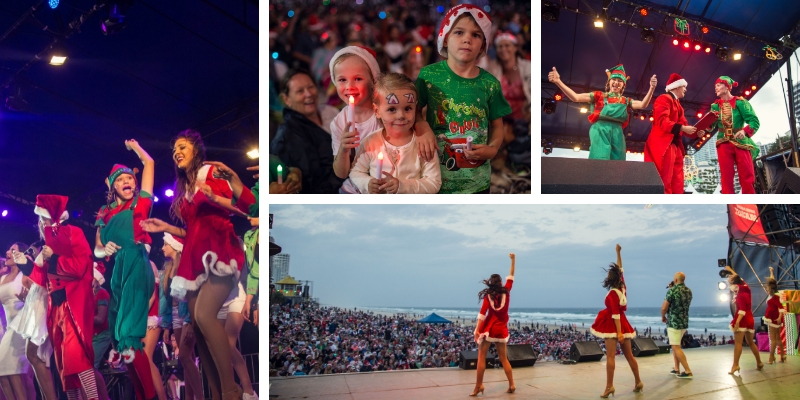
[[709, 76, 760, 194], [587, 65, 633, 160]]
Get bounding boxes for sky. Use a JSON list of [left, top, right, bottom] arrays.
[[269, 204, 733, 309]]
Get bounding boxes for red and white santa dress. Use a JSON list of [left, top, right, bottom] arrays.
[[730, 281, 755, 333], [170, 165, 256, 300], [763, 293, 785, 329], [147, 260, 160, 330], [475, 275, 514, 343], [591, 272, 635, 339]]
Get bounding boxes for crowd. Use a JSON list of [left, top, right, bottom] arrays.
[[268, 1, 531, 194]]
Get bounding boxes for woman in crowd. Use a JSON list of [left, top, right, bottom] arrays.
[[723, 266, 763, 374]]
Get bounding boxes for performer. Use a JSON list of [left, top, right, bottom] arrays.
[[644, 73, 698, 193], [29, 195, 100, 400], [707, 76, 760, 194], [140, 130, 255, 400], [470, 253, 516, 396], [90, 263, 110, 400], [144, 261, 166, 400], [0, 244, 34, 400], [94, 139, 157, 400], [723, 266, 763, 373], [590, 244, 643, 397], [764, 267, 786, 364], [660, 272, 693, 378], [548, 65, 656, 160]]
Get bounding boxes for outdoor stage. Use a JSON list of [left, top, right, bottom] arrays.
[[269, 346, 799, 399]]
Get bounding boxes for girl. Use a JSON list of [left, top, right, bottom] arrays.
[[590, 244, 643, 397], [764, 267, 786, 364], [139, 130, 255, 400], [329, 46, 436, 193], [471, 254, 516, 396], [350, 72, 441, 194], [724, 266, 763, 373], [0, 244, 36, 400]]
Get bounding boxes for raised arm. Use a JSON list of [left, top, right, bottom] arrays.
[[548, 67, 591, 103], [631, 75, 657, 109], [509, 253, 515, 277], [769, 266, 775, 280], [616, 244, 622, 270]]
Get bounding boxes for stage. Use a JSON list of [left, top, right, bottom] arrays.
[[268, 346, 799, 399]]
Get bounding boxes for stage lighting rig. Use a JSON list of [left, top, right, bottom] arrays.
[[542, 2, 559, 22], [716, 47, 729, 61], [640, 27, 655, 44], [543, 99, 556, 114], [48, 42, 68, 66], [101, 0, 134, 35]]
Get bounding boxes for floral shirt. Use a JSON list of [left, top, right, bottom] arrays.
[[665, 283, 692, 330]]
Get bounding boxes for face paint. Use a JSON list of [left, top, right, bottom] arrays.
[[386, 93, 399, 104], [404, 93, 416, 103]]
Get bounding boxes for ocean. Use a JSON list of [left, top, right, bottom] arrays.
[[363, 306, 736, 335]]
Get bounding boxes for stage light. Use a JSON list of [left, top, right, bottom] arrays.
[[718, 281, 728, 290], [543, 147, 553, 155], [48, 42, 68, 66], [683, 40, 690, 49], [697, 112, 703, 118], [153, 196, 159, 203], [716, 47, 729, 61], [640, 115, 645, 121], [649, 116, 654, 122], [672, 39, 679, 46], [271, 52, 278, 59], [594, 16, 603, 28], [247, 149, 260, 159], [102, 1, 133, 35], [288, 10, 294, 17], [165, 189, 174, 198], [744, 90, 751, 96], [543, 2, 560, 22], [379, 11, 386, 19], [437, 5, 444, 13], [705, 46, 711, 53], [751, 85, 757, 91], [640, 27, 655, 44], [694, 42, 702, 51], [1, 210, 6, 217], [733, 51, 742, 60], [554, 93, 563, 101], [639, 7, 648, 16], [543, 99, 557, 114], [573, 146, 581, 152], [49, 0, 59, 9], [719, 293, 730, 302], [579, 106, 588, 113], [701, 26, 709, 34]]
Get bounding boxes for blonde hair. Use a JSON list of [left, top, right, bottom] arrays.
[[373, 72, 418, 106], [332, 53, 376, 82]]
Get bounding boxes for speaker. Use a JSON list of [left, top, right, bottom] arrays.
[[459, 350, 495, 370], [631, 337, 658, 357], [506, 345, 537, 368], [775, 167, 800, 193], [541, 157, 664, 194], [652, 339, 670, 354], [570, 341, 604, 362]]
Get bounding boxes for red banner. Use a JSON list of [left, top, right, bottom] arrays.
[[728, 204, 769, 244]]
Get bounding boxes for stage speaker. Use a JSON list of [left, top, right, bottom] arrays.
[[631, 337, 658, 357], [775, 167, 800, 193], [652, 339, 670, 354], [541, 157, 664, 194], [506, 345, 536, 368], [459, 350, 495, 370], [570, 341, 604, 362]]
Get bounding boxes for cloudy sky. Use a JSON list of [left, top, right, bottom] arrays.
[[269, 204, 732, 309]]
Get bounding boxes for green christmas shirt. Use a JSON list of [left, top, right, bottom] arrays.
[[416, 61, 511, 194], [665, 283, 693, 330]]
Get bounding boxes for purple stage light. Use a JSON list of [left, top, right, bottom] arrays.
[[165, 189, 174, 198], [153, 196, 159, 203], [1, 210, 7, 217]]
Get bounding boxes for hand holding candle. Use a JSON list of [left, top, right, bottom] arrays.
[[348, 95, 355, 125], [415, 46, 422, 65], [376, 151, 384, 182], [277, 165, 283, 185], [466, 136, 473, 151]]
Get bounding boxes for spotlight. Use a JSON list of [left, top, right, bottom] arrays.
[[701, 26, 709, 34], [165, 189, 174, 198], [543, 147, 553, 155], [102, 1, 133, 35], [153, 196, 159, 203], [705, 46, 711, 53], [1, 210, 6, 217], [639, 115, 645, 121], [640, 27, 655, 44], [554, 93, 563, 101], [579, 106, 588, 113], [718, 281, 728, 290], [542, 2, 560, 22], [733, 51, 742, 60], [744, 90, 751, 96], [543, 99, 557, 114], [719, 293, 730, 302], [594, 16, 604, 28], [639, 7, 648, 16], [573, 146, 580, 152], [48, 42, 68, 66], [672, 38, 679, 46], [716, 47, 729, 61], [683, 40, 690, 49], [694, 42, 702, 51], [649, 116, 654, 122], [247, 149, 260, 159], [751, 85, 757, 91], [697, 112, 703, 118], [49, 0, 59, 9]]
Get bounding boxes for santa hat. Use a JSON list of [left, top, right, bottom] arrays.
[[716, 76, 738, 90], [106, 164, 138, 189], [665, 73, 688, 92], [94, 261, 106, 286], [605, 65, 629, 83], [163, 232, 184, 253], [329, 46, 381, 85], [494, 31, 517, 46], [437, 4, 492, 58], [34, 195, 69, 224]]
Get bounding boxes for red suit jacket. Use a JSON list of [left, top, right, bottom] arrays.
[[644, 93, 693, 170], [30, 224, 95, 362]]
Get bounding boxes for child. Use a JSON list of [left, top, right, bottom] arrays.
[[416, 4, 512, 193], [329, 46, 437, 193], [350, 73, 442, 194]]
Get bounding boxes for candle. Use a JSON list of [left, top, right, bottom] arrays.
[[348, 95, 355, 126], [376, 151, 384, 181], [466, 136, 473, 151], [277, 165, 283, 184], [415, 46, 422, 65]]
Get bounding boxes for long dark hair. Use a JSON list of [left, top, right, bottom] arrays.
[[478, 274, 508, 302], [169, 129, 206, 223], [602, 263, 624, 290]]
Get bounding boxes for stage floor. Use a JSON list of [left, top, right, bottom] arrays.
[[268, 346, 799, 399]]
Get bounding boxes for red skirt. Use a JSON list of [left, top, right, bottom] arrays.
[[591, 309, 635, 339], [730, 312, 755, 333], [477, 318, 509, 343]]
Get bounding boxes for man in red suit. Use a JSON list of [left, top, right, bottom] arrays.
[[644, 73, 698, 194], [30, 195, 101, 400]]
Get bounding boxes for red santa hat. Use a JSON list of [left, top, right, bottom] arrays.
[[329, 46, 381, 84], [437, 4, 492, 58], [665, 73, 688, 92], [494, 31, 517, 46], [94, 261, 106, 285], [34, 194, 69, 224], [163, 232, 184, 253]]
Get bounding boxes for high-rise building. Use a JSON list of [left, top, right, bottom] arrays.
[[271, 253, 290, 283], [758, 142, 770, 157], [692, 135, 717, 165]]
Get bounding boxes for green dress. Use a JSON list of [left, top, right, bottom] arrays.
[[588, 93, 631, 160], [96, 193, 155, 352]]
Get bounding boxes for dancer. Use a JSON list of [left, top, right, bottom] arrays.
[[217, 281, 257, 399], [723, 266, 763, 373], [144, 261, 166, 400], [470, 253, 516, 396], [91, 263, 111, 400], [590, 244, 642, 397], [548, 65, 656, 160], [94, 139, 156, 400], [0, 244, 34, 400], [644, 73, 697, 193], [139, 130, 255, 399], [763, 267, 786, 364], [29, 194, 99, 400], [661, 272, 693, 378], [707, 76, 760, 193]]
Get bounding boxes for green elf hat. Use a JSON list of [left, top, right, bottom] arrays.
[[105, 164, 138, 189], [605, 64, 629, 82], [715, 76, 738, 89]]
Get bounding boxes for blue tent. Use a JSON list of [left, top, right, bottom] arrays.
[[417, 313, 452, 324]]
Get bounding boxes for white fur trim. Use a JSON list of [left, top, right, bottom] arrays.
[[611, 314, 620, 320], [737, 310, 746, 316], [487, 294, 506, 311], [665, 79, 688, 92], [608, 288, 627, 306], [121, 348, 135, 364], [476, 314, 486, 320], [93, 266, 105, 286], [590, 328, 636, 339], [169, 250, 240, 300], [329, 46, 381, 84], [94, 247, 107, 259], [145, 244, 151, 254], [147, 316, 161, 330], [763, 317, 782, 329], [163, 233, 183, 252], [494, 32, 517, 46], [506, 275, 514, 281], [34, 205, 50, 219], [188, 165, 212, 198], [34, 253, 44, 267], [729, 324, 754, 333], [484, 335, 509, 343], [437, 4, 492, 58]]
